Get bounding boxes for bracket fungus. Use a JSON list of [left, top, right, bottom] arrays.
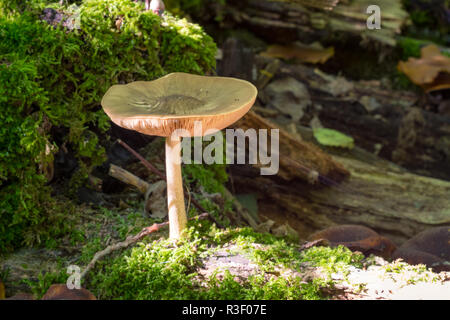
[[102, 72, 257, 239]]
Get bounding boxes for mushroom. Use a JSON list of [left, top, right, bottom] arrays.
[[42, 284, 96, 300], [392, 226, 450, 272], [101, 72, 257, 239], [309, 224, 397, 259]]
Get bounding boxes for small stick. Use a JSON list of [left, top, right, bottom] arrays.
[[118, 139, 165, 180], [109, 164, 150, 194], [81, 212, 209, 279], [117, 139, 224, 228]]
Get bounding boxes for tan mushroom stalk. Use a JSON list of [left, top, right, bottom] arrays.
[[101, 73, 257, 239], [165, 134, 187, 239]]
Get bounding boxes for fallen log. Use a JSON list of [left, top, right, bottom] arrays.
[[218, 40, 450, 245], [228, 124, 450, 245], [232, 110, 350, 183], [221, 0, 408, 46], [274, 62, 450, 181]]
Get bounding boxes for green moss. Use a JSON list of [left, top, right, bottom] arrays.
[[0, 0, 217, 252], [22, 266, 69, 299], [84, 222, 365, 300], [204, 271, 312, 300], [18, 216, 441, 300], [183, 163, 228, 195], [397, 37, 423, 59], [89, 233, 204, 299]]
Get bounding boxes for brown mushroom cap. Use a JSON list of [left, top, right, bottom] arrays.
[[101, 73, 258, 137], [309, 225, 379, 243], [309, 225, 397, 259], [41, 284, 96, 300], [392, 226, 450, 272]]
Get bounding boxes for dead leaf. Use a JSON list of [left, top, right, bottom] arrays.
[[360, 95, 381, 112], [42, 284, 96, 300], [313, 69, 354, 96], [261, 43, 334, 64], [392, 226, 450, 272], [265, 77, 311, 121], [397, 44, 450, 92], [309, 225, 396, 259]]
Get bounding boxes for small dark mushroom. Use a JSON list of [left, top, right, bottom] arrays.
[[42, 284, 96, 300], [309, 224, 396, 259], [392, 226, 450, 272]]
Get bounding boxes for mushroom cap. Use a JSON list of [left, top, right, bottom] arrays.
[[309, 225, 397, 259], [41, 284, 96, 300], [309, 224, 379, 243], [392, 226, 450, 272], [101, 73, 258, 137]]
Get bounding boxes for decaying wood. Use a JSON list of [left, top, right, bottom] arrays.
[[217, 36, 449, 246], [224, 0, 408, 46], [109, 164, 149, 194], [232, 110, 350, 183], [228, 129, 450, 245], [256, 58, 281, 90], [274, 62, 450, 181]]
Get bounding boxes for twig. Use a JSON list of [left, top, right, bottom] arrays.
[[117, 139, 224, 228], [109, 164, 150, 194], [80, 212, 209, 279], [117, 139, 165, 180]]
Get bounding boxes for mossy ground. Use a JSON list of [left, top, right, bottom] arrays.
[[2, 203, 446, 300]]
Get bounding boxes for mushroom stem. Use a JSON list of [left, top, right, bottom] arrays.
[[165, 135, 187, 239]]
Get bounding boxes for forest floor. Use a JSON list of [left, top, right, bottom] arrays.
[[2, 42, 450, 300], [1, 0, 450, 300], [1, 200, 449, 300]]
